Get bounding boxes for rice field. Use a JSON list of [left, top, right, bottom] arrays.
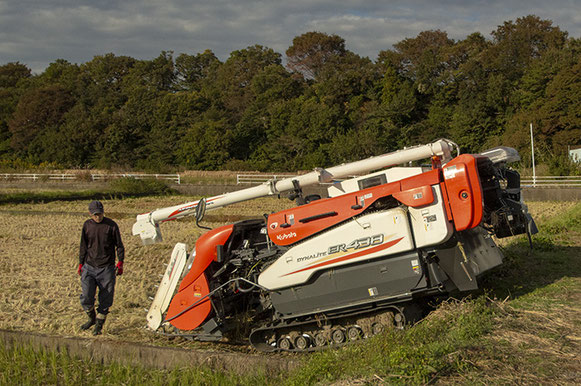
[[0, 194, 580, 384], [0, 195, 293, 349], [0, 197, 575, 349]]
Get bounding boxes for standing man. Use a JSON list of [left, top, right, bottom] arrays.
[[78, 200, 125, 335]]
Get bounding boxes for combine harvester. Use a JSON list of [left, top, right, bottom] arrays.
[[133, 139, 536, 352]]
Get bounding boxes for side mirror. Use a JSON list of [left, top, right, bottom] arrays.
[[195, 197, 210, 230]]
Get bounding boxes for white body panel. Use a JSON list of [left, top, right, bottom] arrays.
[[385, 167, 427, 183], [146, 243, 188, 330], [258, 209, 414, 290], [409, 185, 454, 248]]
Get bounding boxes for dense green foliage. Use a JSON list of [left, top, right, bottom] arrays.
[[1, 15, 579, 172]]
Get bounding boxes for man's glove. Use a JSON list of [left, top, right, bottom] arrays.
[[77, 264, 83, 276], [116, 261, 124, 276]]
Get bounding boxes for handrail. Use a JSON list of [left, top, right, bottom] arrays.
[[236, 174, 298, 184], [2, 172, 579, 188], [522, 176, 581, 179], [521, 176, 581, 187], [236, 174, 581, 187], [1, 173, 181, 184]]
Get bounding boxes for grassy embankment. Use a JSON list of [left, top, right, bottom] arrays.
[[0, 178, 176, 204], [287, 201, 581, 385], [0, 182, 579, 385]]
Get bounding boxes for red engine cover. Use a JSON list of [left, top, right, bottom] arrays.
[[442, 154, 484, 231], [166, 273, 211, 330], [166, 224, 233, 331]]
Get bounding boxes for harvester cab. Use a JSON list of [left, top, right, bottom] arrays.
[[133, 139, 536, 351]]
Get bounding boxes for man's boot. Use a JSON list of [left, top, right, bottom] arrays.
[[80, 309, 96, 331], [93, 314, 106, 336]]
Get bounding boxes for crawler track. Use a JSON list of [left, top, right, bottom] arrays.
[[249, 306, 407, 353], [155, 301, 429, 353]]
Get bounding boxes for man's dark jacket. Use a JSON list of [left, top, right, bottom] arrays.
[[79, 217, 125, 268]]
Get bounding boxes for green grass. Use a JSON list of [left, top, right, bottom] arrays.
[[284, 202, 581, 385], [540, 201, 581, 236], [285, 297, 499, 385], [452, 274, 581, 384], [480, 203, 581, 299], [0, 178, 177, 205], [0, 343, 268, 386]]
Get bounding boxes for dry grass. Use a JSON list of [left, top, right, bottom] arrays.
[[0, 195, 293, 349], [0, 199, 575, 351], [523, 201, 579, 223], [441, 284, 581, 385]]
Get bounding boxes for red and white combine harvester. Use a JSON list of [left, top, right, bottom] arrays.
[[133, 139, 536, 351]]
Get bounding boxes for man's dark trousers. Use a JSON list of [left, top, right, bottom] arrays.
[[80, 263, 116, 315]]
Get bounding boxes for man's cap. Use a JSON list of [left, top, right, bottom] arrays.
[[89, 200, 104, 215]]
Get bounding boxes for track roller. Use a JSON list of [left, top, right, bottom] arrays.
[[314, 332, 327, 347], [347, 326, 363, 341], [277, 337, 292, 350], [371, 322, 385, 335], [394, 311, 406, 329], [294, 334, 312, 350], [331, 328, 346, 344], [248, 304, 421, 352]]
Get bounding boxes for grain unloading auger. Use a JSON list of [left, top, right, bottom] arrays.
[[133, 139, 536, 352]]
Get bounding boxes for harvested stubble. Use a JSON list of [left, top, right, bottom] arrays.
[[0, 199, 572, 349], [0, 196, 292, 350]]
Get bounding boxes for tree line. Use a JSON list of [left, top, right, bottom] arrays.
[[0, 15, 579, 173]]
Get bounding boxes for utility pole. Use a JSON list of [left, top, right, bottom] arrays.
[[530, 123, 536, 187]]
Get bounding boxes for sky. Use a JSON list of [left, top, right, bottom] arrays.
[[1, 0, 580, 74]]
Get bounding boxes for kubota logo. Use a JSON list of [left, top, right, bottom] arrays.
[[276, 232, 297, 241]]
